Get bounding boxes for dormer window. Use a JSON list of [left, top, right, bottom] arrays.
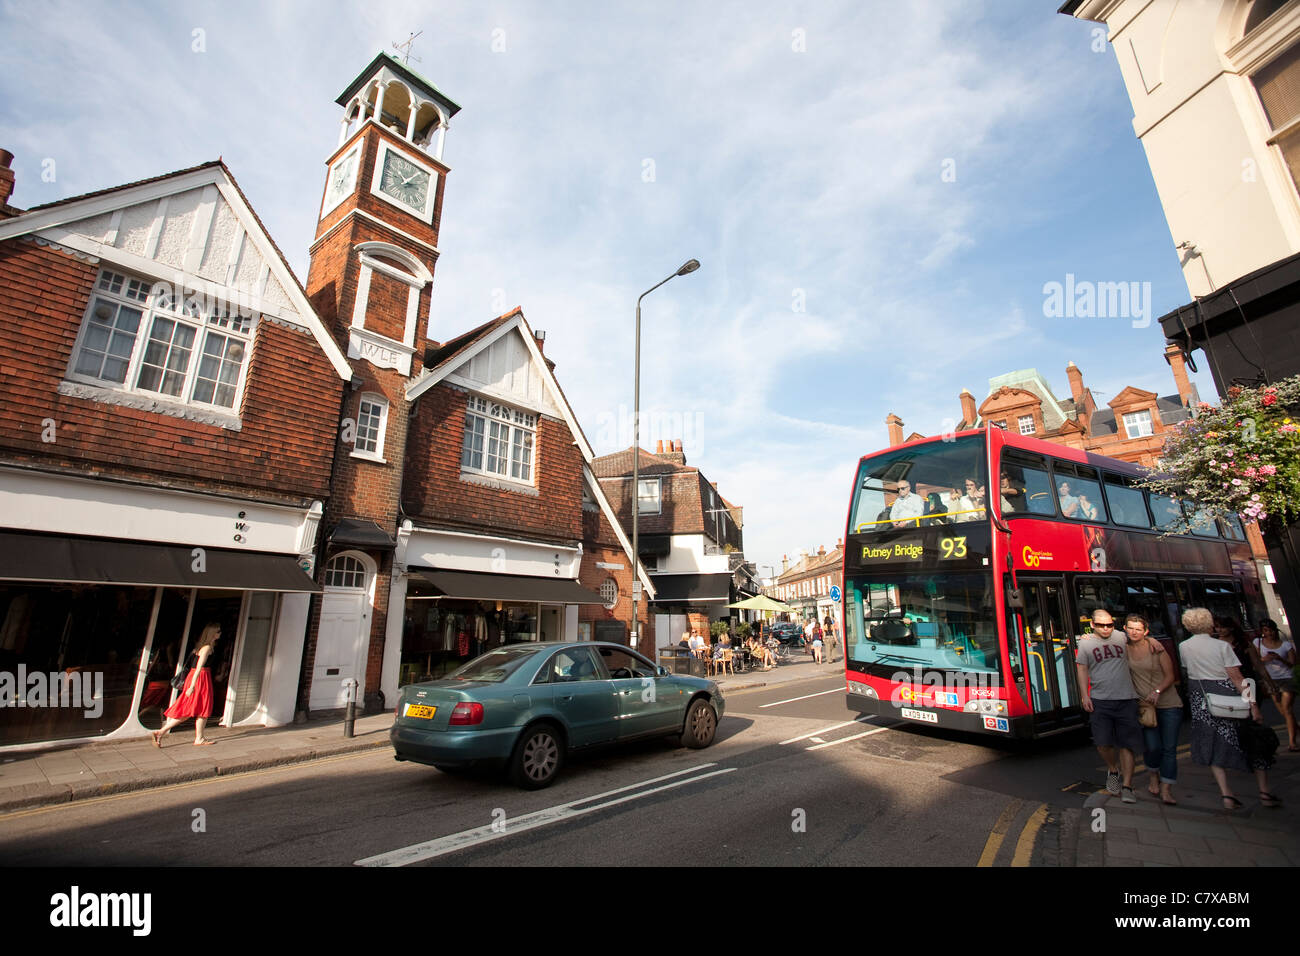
[[68, 268, 253, 414], [1017, 415, 1035, 436], [1122, 409, 1154, 438]]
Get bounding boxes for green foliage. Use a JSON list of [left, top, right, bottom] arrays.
[[709, 619, 731, 640], [736, 621, 752, 640], [1137, 376, 1300, 532]]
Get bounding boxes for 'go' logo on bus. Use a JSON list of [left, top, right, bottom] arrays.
[[1022, 546, 1052, 568]]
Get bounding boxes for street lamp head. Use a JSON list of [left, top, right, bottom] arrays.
[[676, 259, 701, 276]]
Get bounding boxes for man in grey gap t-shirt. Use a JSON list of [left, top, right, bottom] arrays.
[[1075, 608, 1144, 803]]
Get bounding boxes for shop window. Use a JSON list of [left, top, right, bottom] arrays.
[[0, 584, 157, 746]]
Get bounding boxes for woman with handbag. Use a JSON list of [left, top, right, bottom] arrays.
[[151, 623, 221, 748], [1124, 614, 1182, 805], [1180, 608, 1279, 810]]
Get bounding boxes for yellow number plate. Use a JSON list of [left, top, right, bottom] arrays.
[[404, 704, 437, 719]]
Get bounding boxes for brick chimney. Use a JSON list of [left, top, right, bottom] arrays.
[[655, 439, 665, 454], [1164, 343, 1196, 407], [781, 554, 789, 573], [959, 389, 977, 427], [659, 438, 686, 467], [817, 545, 826, 556], [0, 149, 17, 216], [1066, 361, 1086, 406], [533, 329, 546, 353], [886, 413, 904, 446]]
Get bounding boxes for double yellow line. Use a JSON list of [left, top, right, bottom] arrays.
[[976, 799, 1048, 867]]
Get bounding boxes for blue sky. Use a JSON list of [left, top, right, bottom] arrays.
[[0, 0, 1216, 573]]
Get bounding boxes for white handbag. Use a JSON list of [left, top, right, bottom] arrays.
[[1205, 692, 1250, 719]]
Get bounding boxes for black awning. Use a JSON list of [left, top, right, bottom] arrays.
[[637, 534, 672, 557], [649, 572, 732, 603], [330, 517, 396, 550], [414, 569, 606, 604], [0, 531, 320, 592]]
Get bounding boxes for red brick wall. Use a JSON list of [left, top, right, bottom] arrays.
[[363, 270, 409, 343], [579, 506, 653, 656], [0, 238, 341, 500], [402, 383, 585, 542], [599, 471, 705, 536]]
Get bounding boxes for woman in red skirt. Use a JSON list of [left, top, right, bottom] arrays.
[[152, 623, 221, 747]]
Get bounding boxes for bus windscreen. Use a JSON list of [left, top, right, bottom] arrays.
[[850, 435, 989, 533]]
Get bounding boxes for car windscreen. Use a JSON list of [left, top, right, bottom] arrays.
[[448, 646, 542, 683]]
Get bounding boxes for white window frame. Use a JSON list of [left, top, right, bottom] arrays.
[[1017, 415, 1035, 436], [599, 578, 618, 610], [637, 477, 662, 515], [351, 393, 389, 462], [67, 268, 255, 415], [1122, 409, 1154, 439], [460, 394, 537, 486]]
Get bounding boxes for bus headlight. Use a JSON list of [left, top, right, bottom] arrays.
[[848, 682, 876, 698], [976, 700, 1008, 715]]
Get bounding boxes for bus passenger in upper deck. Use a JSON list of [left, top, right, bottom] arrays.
[[1077, 493, 1100, 521], [924, 492, 948, 526], [890, 479, 926, 528], [999, 472, 1026, 513], [1057, 480, 1081, 518]]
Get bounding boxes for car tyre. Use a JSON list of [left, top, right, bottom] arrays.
[[681, 698, 717, 749], [509, 724, 564, 790]]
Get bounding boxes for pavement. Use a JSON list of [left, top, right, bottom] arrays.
[[1051, 719, 1300, 867], [0, 650, 830, 815]]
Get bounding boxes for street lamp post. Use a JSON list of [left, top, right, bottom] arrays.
[[632, 259, 700, 654]]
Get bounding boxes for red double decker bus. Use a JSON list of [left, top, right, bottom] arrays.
[[841, 426, 1266, 739]]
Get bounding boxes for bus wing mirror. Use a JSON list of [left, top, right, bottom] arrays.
[[1006, 589, 1024, 610]]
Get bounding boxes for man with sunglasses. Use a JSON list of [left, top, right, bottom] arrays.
[[1075, 608, 1143, 803]]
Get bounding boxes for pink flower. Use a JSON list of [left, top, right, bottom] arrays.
[[1261, 464, 1277, 475], [1263, 394, 1277, 406], [1232, 478, 1243, 486]]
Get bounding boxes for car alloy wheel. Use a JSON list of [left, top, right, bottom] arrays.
[[682, 699, 717, 749], [511, 725, 563, 789]]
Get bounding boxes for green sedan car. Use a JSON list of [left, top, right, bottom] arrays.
[[391, 641, 725, 789]]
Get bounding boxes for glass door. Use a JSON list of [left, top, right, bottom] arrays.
[[1015, 577, 1082, 731]]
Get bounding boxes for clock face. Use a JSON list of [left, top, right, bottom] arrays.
[[322, 146, 360, 217], [379, 151, 431, 213]]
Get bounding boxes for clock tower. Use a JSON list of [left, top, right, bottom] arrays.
[[302, 53, 461, 715]]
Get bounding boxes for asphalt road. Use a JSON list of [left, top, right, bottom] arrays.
[[0, 673, 1106, 867]]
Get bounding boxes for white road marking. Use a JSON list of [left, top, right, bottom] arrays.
[[805, 724, 898, 750], [356, 763, 736, 866], [779, 716, 872, 746], [759, 687, 843, 708], [810, 737, 825, 744]]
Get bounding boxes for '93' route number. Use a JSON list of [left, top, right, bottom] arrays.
[[940, 536, 967, 560]]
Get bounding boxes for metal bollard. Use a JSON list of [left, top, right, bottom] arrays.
[[343, 677, 357, 738]]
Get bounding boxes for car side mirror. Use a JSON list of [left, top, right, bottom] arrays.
[[657, 666, 669, 677]]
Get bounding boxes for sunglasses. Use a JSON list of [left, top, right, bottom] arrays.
[[1092, 622, 1115, 629]]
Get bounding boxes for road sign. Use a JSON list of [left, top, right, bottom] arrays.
[[829, 585, 842, 602]]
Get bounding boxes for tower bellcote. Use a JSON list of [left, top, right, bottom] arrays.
[[335, 52, 462, 163]]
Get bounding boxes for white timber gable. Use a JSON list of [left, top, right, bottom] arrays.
[[443, 326, 561, 419]]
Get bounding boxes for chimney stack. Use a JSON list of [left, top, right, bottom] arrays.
[[781, 554, 789, 572], [659, 438, 686, 467], [533, 329, 546, 353], [1066, 361, 1086, 406], [0, 149, 15, 211], [886, 413, 904, 446], [818, 545, 826, 556], [1164, 343, 1196, 407], [655, 439, 664, 454], [959, 389, 977, 427]]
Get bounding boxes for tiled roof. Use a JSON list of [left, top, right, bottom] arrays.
[[24, 160, 225, 213], [1090, 395, 1189, 436], [591, 446, 695, 478]]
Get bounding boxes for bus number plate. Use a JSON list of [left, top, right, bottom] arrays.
[[900, 708, 937, 724]]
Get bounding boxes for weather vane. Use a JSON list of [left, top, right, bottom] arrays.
[[392, 31, 423, 65]]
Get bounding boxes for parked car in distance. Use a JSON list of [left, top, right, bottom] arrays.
[[390, 641, 725, 789], [770, 623, 805, 645]]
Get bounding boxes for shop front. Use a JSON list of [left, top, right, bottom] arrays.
[[380, 525, 606, 699], [0, 469, 321, 750]]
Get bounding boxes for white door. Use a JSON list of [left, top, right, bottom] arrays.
[[310, 589, 368, 710]]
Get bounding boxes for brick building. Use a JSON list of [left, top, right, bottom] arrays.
[[298, 54, 654, 712], [0, 155, 350, 748], [593, 441, 755, 646], [767, 545, 844, 629]]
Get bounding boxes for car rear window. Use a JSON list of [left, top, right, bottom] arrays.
[[448, 646, 541, 683]]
